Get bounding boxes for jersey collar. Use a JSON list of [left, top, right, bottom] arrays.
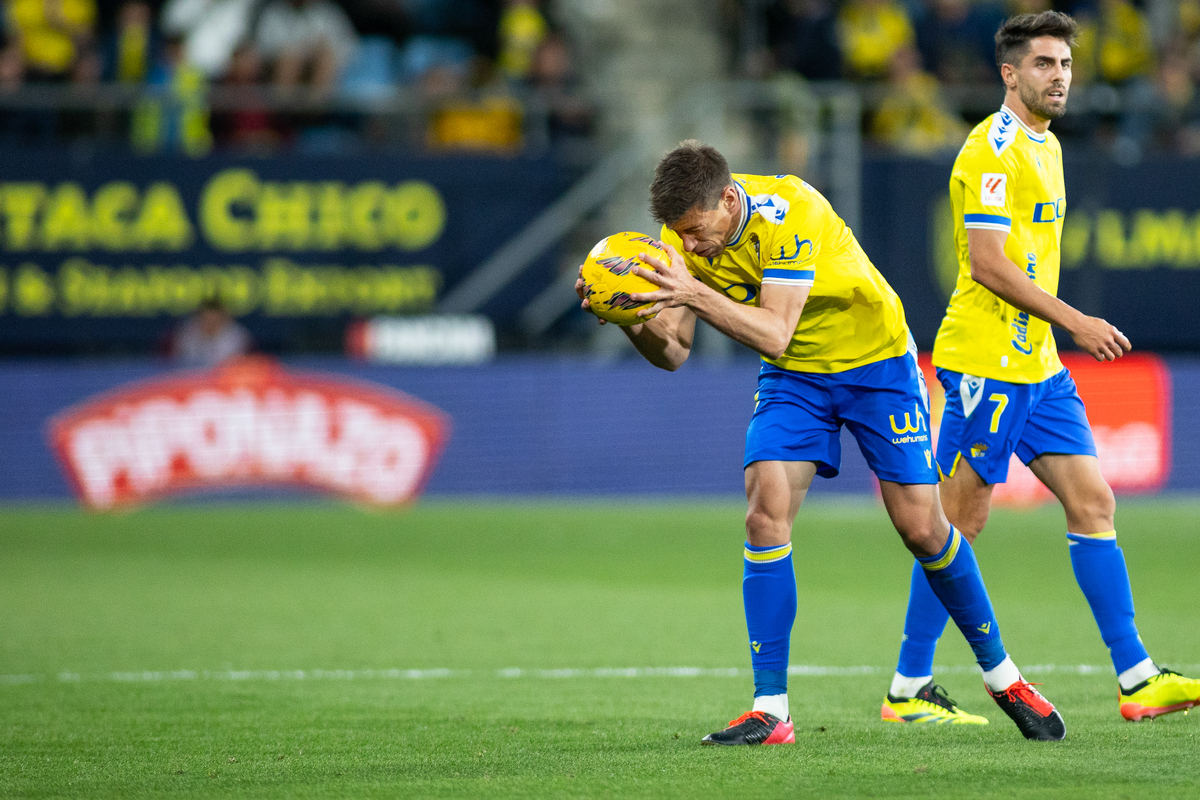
[[1001, 104, 1048, 143], [726, 180, 750, 249]]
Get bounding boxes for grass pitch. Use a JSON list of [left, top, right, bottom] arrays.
[[2, 496, 1199, 799]]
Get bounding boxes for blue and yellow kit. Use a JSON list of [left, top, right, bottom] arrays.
[[658, 173, 909, 374], [934, 105, 1066, 384]]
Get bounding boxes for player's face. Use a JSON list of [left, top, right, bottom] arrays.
[[669, 186, 742, 259], [1011, 36, 1072, 121]]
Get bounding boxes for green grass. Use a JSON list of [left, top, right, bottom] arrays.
[[2, 497, 1199, 799]]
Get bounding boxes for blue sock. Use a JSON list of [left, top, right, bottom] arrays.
[[1067, 531, 1149, 673], [743, 542, 796, 697], [896, 559, 950, 678], [918, 527, 1007, 671]]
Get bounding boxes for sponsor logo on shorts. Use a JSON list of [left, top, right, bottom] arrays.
[[889, 403, 930, 444]]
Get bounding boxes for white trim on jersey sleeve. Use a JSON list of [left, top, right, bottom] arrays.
[[963, 213, 1012, 233], [761, 267, 815, 287]]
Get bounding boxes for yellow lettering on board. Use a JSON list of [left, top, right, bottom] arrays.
[[134, 183, 194, 251], [1060, 211, 1089, 269], [1127, 210, 1190, 267], [201, 169, 259, 251], [386, 181, 446, 251], [3, 185, 46, 250], [200, 264, 257, 314], [263, 257, 293, 315], [58, 258, 99, 316], [14, 263, 55, 315], [42, 184, 92, 250], [92, 182, 139, 250], [312, 182, 345, 250], [256, 183, 312, 250], [160, 265, 206, 314], [347, 182, 387, 250], [1094, 210, 1128, 268], [1184, 214, 1200, 269]]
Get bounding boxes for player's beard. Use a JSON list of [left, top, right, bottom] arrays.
[[1019, 80, 1067, 121]]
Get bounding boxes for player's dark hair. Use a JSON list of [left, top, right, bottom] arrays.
[[995, 11, 1077, 70], [649, 140, 733, 225]]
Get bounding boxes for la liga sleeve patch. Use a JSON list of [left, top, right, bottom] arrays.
[[981, 173, 1007, 207]]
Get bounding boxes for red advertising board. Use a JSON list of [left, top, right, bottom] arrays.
[[48, 357, 450, 509], [919, 352, 1171, 505]]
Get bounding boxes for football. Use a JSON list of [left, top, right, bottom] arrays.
[[580, 232, 668, 326]]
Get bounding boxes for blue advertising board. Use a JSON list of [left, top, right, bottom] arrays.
[[3, 355, 1200, 503], [0, 153, 575, 353]]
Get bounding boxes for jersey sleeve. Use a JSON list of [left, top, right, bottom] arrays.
[[957, 139, 1016, 235], [760, 185, 819, 288]]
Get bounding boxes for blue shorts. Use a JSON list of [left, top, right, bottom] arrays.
[[934, 367, 1096, 484], [744, 352, 937, 484]]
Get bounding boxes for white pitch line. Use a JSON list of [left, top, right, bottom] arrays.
[[6, 663, 1197, 686]]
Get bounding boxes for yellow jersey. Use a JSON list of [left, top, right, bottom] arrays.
[[659, 173, 909, 374], [933, 106, 1066, 383]]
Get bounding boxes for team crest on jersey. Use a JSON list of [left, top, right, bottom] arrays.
[[988, 109, 1017, 156], [749, 193, 790, 224]]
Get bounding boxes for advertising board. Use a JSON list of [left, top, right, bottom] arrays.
[[0, 154, 573, 353], [48, 356, 450, 509]]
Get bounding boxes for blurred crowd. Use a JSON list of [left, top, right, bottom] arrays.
[[5, 0, 1199, 160], [751, 0, 1200, 159], [0, 0, 594, 153]]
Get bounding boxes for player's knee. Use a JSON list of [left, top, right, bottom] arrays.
[[1068, 481, 1116, 529], [894, 518, 941, 557], [745, 506, 789, 547]]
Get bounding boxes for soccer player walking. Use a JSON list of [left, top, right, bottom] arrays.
[[881, 11, 1200, 726], [579, 140, 1066, 742]]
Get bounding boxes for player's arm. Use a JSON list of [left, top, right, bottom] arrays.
[[631, 243, 808, 360], [967, 228, 1130, 361], [620, 305, 697, 371], [574, 264, 697, 371]]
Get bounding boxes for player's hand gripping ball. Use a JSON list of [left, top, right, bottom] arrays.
[[580, 232, 668, 325]]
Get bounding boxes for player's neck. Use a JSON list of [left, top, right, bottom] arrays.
[[1003, 94, 1051, 134]]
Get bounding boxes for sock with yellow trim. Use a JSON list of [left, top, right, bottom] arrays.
[[1067, 530, 1149, 673], [743, 542, 796, 699], [895, 559, 951, 685], [918, 526, 1006, 672]]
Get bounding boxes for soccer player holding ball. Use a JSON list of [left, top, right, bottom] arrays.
[[577, 140, 1066, 743], [880, 11, 1200, 726]]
